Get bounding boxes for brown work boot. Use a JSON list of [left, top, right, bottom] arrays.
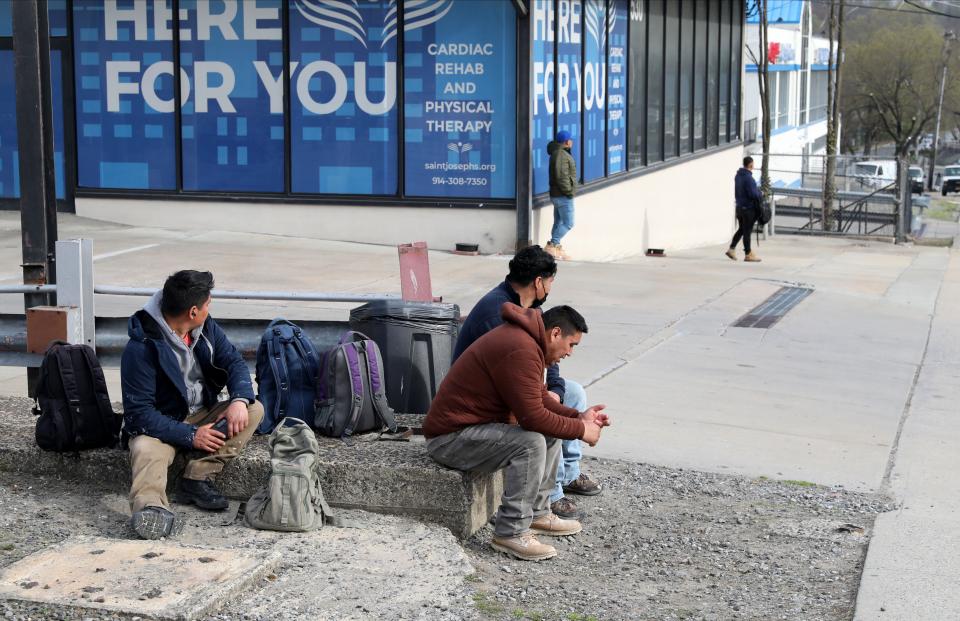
[[744, 252, 762, 262], [530, 512, 583, 537], [725, 248, 737, 261], [563, 473, 602, 496], [544, 242, 561, 258], [550, 496, 581, 519], [491, 533, 557, 561]]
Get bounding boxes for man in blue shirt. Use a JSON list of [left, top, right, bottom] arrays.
[[453, 246, 601, 518]]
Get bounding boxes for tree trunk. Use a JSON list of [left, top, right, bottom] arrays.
[[822, 0, 843, 231], [758, 0, 772, 198]]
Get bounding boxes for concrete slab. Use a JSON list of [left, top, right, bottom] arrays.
[[0, 397, 501, 539], [0, 536, 278, 620]]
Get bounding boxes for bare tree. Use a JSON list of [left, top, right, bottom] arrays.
[[822, 0, 845, 231], [746, 0, 771, 198]]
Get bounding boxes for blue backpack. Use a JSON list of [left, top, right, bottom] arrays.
[[255, 319, 320, 434]]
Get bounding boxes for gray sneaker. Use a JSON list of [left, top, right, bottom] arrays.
[[131, 506, 184, 540]]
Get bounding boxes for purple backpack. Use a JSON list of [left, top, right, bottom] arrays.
[[314, 331, 398, 438]]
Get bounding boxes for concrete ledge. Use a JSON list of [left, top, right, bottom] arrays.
[[0, 397, 502, 538]]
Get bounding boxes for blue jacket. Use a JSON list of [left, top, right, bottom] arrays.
[[121, 310, 255, 449], [453, 280, 566, 400], [735, 167, 762, 210]]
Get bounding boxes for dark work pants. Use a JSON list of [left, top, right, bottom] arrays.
[[730, 209, 757, 254]]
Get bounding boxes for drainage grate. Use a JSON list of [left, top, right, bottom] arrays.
[[733, 286, 813, 329]]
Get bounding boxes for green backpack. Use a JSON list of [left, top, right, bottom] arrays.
[[245, 418, 338, 532]]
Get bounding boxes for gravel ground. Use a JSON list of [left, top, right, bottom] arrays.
[[462, 457, 892, 621], [0, 457, 891, 621]]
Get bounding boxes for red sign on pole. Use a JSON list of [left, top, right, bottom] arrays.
[[398, 242, 435, 302]]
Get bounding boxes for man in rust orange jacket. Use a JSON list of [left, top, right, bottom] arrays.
[[424, 304, 610, 561]]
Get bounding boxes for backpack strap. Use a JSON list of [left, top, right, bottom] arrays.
[[77, 345, 118, 441], [267, 329, 290, 422], [52, 346, 83, 447], [341, 343, 366, 438], [338, 330, 373, 345], [361, 342, 398, 433]]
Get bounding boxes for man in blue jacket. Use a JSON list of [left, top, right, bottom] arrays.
[[727, 156, 763, 262], [121, 270, 263, 540], [453, 245, 601, 520]]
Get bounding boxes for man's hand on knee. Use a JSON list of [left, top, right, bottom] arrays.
[[193, 423, 226, 453], [219, 400, 250, 438]]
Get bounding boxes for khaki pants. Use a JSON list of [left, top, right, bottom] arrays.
[[128, 400, 264, 513], [426, 423, 561, 538]]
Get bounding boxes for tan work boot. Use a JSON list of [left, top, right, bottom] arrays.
[[725, 248, 737, 261], [530, 512, 583, 537], [491, 533, 557, 561], [555, 244, 571, 260], [744, 252, 762, 262], [544, 242, 561, 259]]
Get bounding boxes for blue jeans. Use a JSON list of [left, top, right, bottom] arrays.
[[550, 379, 586, 503], [549, 196, 575, 245]]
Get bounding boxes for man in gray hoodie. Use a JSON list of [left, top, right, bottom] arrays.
[[121, 270, 262, 539]]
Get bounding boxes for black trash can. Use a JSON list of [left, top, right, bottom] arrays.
[[349, 300, 460, 414]]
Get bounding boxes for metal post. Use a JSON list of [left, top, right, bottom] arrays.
[[515, 4, 533, 251], [55, 239, 95, 348], [896, 158, 909, 243], [928, 31, 955, 191], [13, 0, 58, 396]]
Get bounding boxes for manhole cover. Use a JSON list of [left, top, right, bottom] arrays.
[[733, 286, 813, 329], [0, 537, 278, 620]]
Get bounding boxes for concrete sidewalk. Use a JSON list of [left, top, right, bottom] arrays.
[[1, 212, 957, 616]]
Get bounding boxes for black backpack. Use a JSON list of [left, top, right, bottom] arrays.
[[756, 198, 772, 226], [33, 341, 120, 452]]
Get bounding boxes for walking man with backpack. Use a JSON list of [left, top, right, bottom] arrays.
[[453, 245, 602, 521], [546, 130, 578, 260], [726, 156, 763, 263], [425, 305, 610, 561], [121, 270, 263, 539]]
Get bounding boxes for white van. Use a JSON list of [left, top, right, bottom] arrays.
[[853, 160, 897, 191]]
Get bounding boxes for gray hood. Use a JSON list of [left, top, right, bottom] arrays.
[[144, 291, 207, 413]]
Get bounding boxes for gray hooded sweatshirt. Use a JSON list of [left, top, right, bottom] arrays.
[[144, 291, 208, 414]]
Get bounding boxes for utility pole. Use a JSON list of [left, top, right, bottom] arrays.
[[928, 31, 955, 191], [12, 0, 58, 396]]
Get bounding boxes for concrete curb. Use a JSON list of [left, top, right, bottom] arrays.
[[0, 398, 502, 538]]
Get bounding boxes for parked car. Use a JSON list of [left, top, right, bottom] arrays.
[[941, 165, 960, 196], [909, 166, 925, 194], [853, 160, 896, 191]]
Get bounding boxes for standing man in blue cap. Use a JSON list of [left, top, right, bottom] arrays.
[[546, 130, 577, 261]]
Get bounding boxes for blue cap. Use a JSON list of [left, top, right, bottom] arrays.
[[556, 130, 572, 143]]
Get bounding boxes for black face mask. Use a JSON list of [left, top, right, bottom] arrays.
[[530, 279, 549, 309]]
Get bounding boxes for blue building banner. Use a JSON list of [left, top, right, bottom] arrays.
[[532, 0, 555, 196], [72, 0, 177, 190], [289, 0, 398, 195], [178, 0, 284, 192], [0, 50, 17, 198], [556, 0, 581, 177], [403, 0, 516, 199], [582, 0, 605, 182], [607, 0, 627, 174]]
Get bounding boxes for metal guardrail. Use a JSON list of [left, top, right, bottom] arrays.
[[770, 185, 902, 237], [0, 284, 399, 303], [0, 313, 351, 369]]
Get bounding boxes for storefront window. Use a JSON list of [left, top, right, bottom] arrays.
[[582, 0, 606, 182], [533, 0, 556, 195], [178, 0, 284, 192], [73, 0, 177, 189], [289, 0, 398, 195], [556, 0, 582, 175], [606, 0, 628, 174], [403, 0, 516, 198]]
